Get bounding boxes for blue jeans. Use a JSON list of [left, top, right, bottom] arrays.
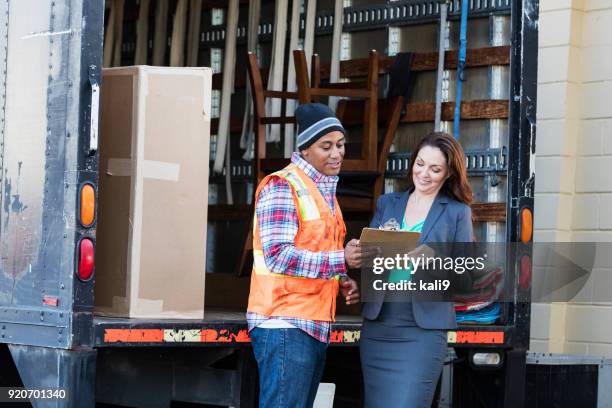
[[250, 328, 327, 408]]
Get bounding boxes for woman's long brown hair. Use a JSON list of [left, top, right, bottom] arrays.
[[406, 132, 473, 206]]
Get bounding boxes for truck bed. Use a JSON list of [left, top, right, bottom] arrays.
[[94, 309, 510, 348]]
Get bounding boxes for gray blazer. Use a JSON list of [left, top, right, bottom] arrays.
[[361, 189, 474, 329]]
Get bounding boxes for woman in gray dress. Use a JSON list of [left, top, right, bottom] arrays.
[[360, 132, 474, 407]]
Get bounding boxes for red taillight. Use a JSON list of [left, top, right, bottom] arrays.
[[519, 255, 531, 289], [78, 238, 95, 281]]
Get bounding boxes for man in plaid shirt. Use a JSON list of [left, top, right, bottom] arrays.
[[247, 103, 363, 408]]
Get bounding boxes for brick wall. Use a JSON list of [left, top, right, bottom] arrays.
[[532, 0, 612, 356]]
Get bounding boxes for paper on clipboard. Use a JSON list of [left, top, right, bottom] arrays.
[[359, 228, 420, 246]]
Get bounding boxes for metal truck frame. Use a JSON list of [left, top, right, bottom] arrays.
[[0, 0, 537, 407]]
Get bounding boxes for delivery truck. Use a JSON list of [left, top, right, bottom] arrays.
[[0, 0, 538, 406]]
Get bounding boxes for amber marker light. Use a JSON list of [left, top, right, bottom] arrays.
[[80, 183, 96, 227], [520, 207, 533, 244]]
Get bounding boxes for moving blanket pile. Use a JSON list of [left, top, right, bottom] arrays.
[[456, 303, 501, 324], [454, 266, 504, 324]]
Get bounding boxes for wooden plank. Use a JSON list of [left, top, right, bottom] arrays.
[[336, 196, 376, 218], [208, 202, 505, 223], [260, 117, 296, 125], [403, 100, 508, 123], [332, 45, 510, 77], [471, 202, 506, 223], [208, 199, 374, 221], [339, 99, 509, 126], [212, 99, 508, 133], [318, 81, 369, 89], [264, 90, 298, 99], [310, 88, 372, 98], [212, 46, 511, 90]]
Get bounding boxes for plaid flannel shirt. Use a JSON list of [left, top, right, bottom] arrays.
[[247, 152, 347, 343]]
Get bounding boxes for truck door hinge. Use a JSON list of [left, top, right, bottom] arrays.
[[88, 65, 99, 155]]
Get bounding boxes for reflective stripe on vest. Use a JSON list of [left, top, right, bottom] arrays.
[[277, 168, 320, 221]]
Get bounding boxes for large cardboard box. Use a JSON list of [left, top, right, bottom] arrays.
[[95, 66, 211, 319]]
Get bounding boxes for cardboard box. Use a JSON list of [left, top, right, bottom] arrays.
[[95, 66, 211, 319]]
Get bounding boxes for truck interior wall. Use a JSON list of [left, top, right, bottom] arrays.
[[410, 70, 441, 103], [392, 14, 513, 325], [399, 23, 440, 53], [100, 1, 517, 323], [349, 30, 388, 60], [205, 220, 250, 274]]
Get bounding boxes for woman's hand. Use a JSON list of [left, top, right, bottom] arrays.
[[407, 244, 435, 261], [340, 277, 360, 305]]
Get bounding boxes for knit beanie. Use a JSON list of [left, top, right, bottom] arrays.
[[295, 103, 346, 150]]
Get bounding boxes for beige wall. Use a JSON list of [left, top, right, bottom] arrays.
[[532, 0, 612, 355]]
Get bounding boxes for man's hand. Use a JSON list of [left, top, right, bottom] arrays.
[[345, 239, 380, 269], [344, 239, 362, 269], [340, 277, 360, 305]]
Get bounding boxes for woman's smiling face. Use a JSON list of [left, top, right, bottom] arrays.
[[412, 145, 449, 195]]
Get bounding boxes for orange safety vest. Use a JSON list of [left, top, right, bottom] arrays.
[[247, 163, 346, 322]]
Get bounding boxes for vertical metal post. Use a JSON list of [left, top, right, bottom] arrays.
[[328, 0, 344, 112], [434, 1, 448, 131], [486, 15, 508, 243], [502, 348, 527, 407], [508, 0, 537, 351], [0, 0, 7, 214], [453, 0, 469, 139]]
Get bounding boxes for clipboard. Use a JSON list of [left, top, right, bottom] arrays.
[[359, 228, 421, 260], [359, 227, 420, 246]]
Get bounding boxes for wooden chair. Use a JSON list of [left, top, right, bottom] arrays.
[[237, 52, 301, 276], [293, 49, 403, 213], [293, 49, 379, 172], [246, 51, 299, 185], [237, 51, 403, 275]]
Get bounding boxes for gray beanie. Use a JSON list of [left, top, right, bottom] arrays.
[[295, 103, 346, 150]]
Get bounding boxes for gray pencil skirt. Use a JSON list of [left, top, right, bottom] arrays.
[[359, 302, 448, 408]]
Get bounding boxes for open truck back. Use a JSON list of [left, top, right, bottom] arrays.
[[0, 0, 537, 407]]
